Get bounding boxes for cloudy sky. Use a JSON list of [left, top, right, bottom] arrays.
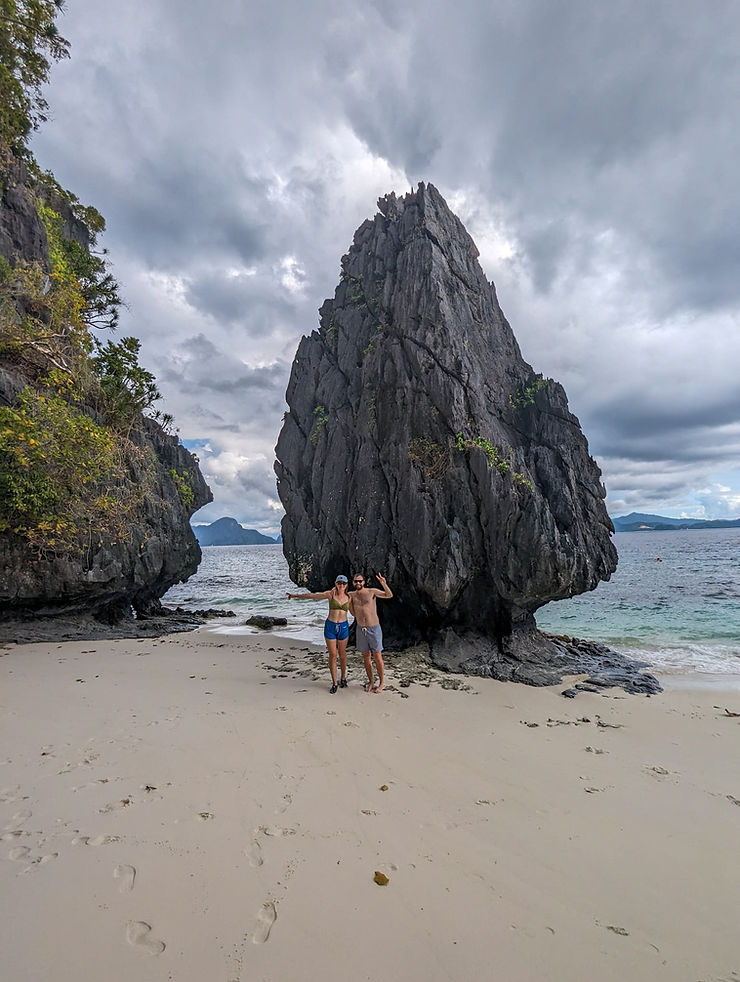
[[32, 0, 740, 533]]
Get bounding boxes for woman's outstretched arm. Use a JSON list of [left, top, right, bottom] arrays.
[[286, 590, 332, 600]]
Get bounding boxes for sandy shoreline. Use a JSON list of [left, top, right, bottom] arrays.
[[1, 629, 738, 982]]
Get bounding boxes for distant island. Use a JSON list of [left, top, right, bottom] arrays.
[[192, 517, 279, 546], [612, 512, 740, 532], [194, 511, 740, 545]]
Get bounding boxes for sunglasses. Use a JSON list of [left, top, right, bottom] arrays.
[[353, 579, 364, 584]]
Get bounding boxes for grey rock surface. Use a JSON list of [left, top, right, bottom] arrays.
[[0, 608, 206, 645], [0, 402, 211, 622], [276, 183, 657, 691], [0, 159, 49, 268], [246, 615, 288, 629]]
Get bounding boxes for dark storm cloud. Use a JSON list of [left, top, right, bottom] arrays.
[[330, 0, 740, 313], [600, 428, 740, 467], [101, 153, 270, 270], [184, 270, 296, 327], [27, 0, 740, 526], [238, 463, 281, 500], [156, 334, 289, 446], [590, 393, 740, 445]]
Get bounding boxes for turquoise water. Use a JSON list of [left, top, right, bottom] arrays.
[[536, 529, 740, 674], [164, 530, 740, 675]]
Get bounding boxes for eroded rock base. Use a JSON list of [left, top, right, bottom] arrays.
[[429, 627, 662, 694]]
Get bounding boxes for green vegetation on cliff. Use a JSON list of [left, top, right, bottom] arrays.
[[0, 3, 183, 555]]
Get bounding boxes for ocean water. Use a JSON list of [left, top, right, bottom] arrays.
[[536, 529, 740, 676], [164, 544, 323, 643], [163, 530, 740, 677]]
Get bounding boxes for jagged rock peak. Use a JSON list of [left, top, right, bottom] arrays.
[[374, 182, 477, 254], [275, 184, 630, 686]]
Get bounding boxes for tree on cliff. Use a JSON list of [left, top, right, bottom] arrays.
[[0, 1, 211, 616], [0, 0, 70, 151]]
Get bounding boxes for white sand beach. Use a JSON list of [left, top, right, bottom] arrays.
[[1, 630, 738, 982]]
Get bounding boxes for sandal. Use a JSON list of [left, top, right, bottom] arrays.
[[339, 678, 348, 688], [330, 684, 338, 694]]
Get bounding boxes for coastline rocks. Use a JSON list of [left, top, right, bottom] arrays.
[[0, 606, 206, 644], [187, 608, 236, 619], [275, 183, 627, 683], [428, 627, 661, 692], [246, 615, 288, 629]]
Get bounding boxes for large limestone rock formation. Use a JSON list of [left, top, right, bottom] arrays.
[[276, 184, 651, 686]]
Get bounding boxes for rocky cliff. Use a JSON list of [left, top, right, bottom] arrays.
[[276, 184, 655, 688], [0, 154, 211, 628]]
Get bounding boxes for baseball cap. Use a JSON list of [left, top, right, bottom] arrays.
[[335, 574, 348, 582]]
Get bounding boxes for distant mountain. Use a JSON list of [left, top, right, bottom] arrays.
[[193, 517, 277, 546], [612, 512, 740, 532]]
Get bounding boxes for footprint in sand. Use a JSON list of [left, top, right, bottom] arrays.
[[71, 834, 118, 846], [645, 765, 671, 779], [5, 808, 32, 828], [19, 852, 57, 874], [8, 847, 57, 873], [8, 846, 31, 862], [99, 797, 133, 814], [126, 920, 165, 955], [245, 840, 264, 867], [258, 825, 296, 838], [114, 864, 136, 892], [71, 778, 110, 792], [252, 902, 277, 943]]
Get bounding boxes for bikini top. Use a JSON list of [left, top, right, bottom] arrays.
[[328, 597, 350, 611]]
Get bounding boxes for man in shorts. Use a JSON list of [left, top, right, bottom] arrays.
[[350, 572, 393, 693]]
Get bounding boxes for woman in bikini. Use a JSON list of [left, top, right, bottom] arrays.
[[286, 575, 351, 693]]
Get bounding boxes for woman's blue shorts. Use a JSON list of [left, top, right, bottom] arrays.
[[324, 619, 349, 641]]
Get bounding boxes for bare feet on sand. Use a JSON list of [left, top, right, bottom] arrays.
[[365, 682, 374, 692]]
